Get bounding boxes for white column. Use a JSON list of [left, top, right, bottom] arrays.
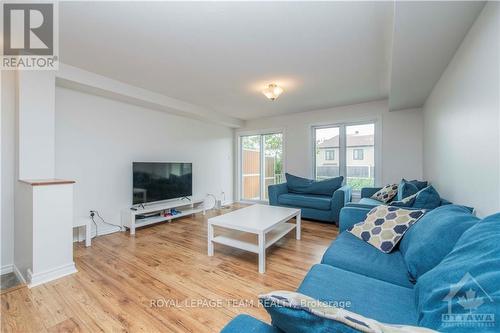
[[17, 70, 56, 179], [13, 70, 76, 286], [16, 180, 77, 287]]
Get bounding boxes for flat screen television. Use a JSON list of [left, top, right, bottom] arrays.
[[133, 162, 192, 205]]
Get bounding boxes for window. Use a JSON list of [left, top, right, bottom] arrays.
[[314, 123, 375, 191], [314, 127, 340, 180], [353, 149, 364, 160], [240, 133, 283, 201], [325, 150, 335, 160]]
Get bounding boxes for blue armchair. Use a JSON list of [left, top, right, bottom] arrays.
[[268, 183, 351, 225]]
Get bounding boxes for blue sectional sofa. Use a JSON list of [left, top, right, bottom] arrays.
[[341, 185, 453, 227], [221, 204, 500, 333], [268, 174, 351, 225], [354, 186, 451, 209]]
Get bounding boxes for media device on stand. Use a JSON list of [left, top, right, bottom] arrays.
[[121, 162, 205, 235]]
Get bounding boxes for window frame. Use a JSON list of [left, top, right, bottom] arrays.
[[312, 120, 379, 192]]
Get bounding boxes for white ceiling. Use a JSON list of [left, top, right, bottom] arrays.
[[60, 2, 393, 120], [59, 1, 484, 121], [389, 1, 485, 111]]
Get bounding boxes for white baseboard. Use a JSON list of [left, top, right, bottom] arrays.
[[27, 262, 77, 288], [95, 224, 122, 237], [72, 223, 121, 243], [13, 264, 26, 284], [1, 264, 13, 275]]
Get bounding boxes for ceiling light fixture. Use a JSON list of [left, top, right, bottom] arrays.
[[262, 83, 284, 101]]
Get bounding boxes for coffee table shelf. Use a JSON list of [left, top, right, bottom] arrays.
[[211, 222, 296, 253], [208, 204, 301, 273]]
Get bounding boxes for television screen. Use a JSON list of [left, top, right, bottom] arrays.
[[133, 162, 192, 204]]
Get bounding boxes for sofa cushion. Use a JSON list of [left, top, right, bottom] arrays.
[[348, 206, 426, 253], [298, 264, 418, 325], [412, 186, 441, 210], [397, 179, 420, 201], [357, 197, 383, 206], [278, 193, 331, 210], [371, 184, 398, 203], [221, 314, 283, 333], [399, 205, 479, 281], [415, 213, 500, 331], [321, 232, 413, 288], [285, 173, 343, 196]]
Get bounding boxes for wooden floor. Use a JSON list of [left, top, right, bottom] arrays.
[[1, 204, 338, 333]]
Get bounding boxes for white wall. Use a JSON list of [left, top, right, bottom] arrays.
[[1, 71, 16, 273], [423, 2, 499, 216], [55, 87, 234, 234], [237, 100, 423, 191], [17, 71, 56, 179]]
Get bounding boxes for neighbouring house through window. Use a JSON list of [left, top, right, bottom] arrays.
[[314, 123, 375, 192], [325, 150, 335, 160], [353, 149, 364, 160]]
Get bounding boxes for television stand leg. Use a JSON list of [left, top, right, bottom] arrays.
[[130, 223, 136, 236]]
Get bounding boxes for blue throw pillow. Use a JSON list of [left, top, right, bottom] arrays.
[[285, 173, 343, 196], [412, 186, 441, 210], [399, 205, 479, 281], [397, 179, 419, 201], [389, 193, 417, 207], [410, 180, 428, 191], [414, 213, 500, 331]]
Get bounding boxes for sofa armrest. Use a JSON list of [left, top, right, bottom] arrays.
[[339, 206, 371, 233], [268, 183, 288, 206], [360, 187, 382, 198], [331, 185, 352, 224]]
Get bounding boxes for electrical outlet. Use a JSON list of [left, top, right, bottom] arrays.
[[89, 210, 95, 218]]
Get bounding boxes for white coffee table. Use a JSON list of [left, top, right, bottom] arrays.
[[207, 204, 301, 273]]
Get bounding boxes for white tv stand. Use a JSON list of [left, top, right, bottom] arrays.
[[121, 198, 206, 235]]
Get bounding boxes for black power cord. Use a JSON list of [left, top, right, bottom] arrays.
[[90, 212, 99, 239], [90, 210, 122, 238]]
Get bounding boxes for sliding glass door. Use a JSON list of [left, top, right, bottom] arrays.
[[241, 135, 261, 201], [240, 133, 283, 201]]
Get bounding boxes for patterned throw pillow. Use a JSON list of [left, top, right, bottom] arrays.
[[348, 205, 426, 253], [371, 184, 398, 203]]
